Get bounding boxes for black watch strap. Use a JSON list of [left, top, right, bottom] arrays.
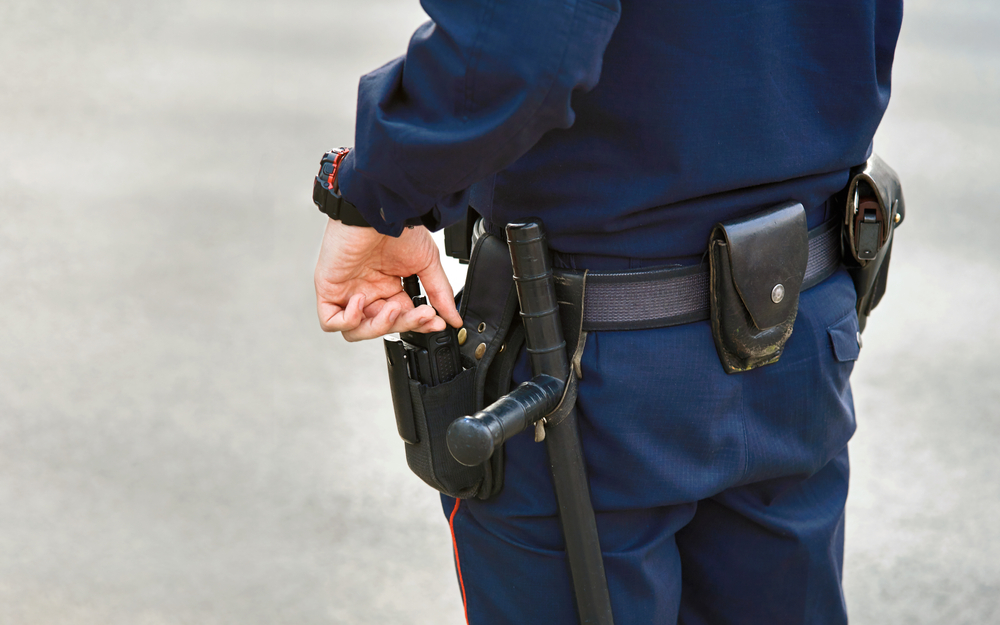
[[313, 149, 374, 228], [313, 180, 373, 227]]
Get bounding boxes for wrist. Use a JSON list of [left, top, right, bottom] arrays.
[[324, 216, 386, 242]]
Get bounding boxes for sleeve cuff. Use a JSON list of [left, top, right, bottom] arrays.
[[338, 149, 471, 236], [337, 150, 404, 237]]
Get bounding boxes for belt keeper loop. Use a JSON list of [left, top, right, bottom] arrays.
[[539, 270, 588, 434]]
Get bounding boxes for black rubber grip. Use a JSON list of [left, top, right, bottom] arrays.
[[446, 374, 563, 466], [507, 221, 569, 379]]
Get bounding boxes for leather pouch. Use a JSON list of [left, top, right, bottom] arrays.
[[709, 201, 808, 373], [841, 154, 905, 332]]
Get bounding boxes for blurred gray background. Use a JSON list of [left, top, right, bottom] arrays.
[[1, 0, 997, 623]]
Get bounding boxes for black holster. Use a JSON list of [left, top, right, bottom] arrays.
[[841, 154, 905, 332], [384, 233, 525, 500]]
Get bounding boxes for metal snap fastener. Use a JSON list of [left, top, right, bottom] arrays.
[[457, 327, 467, 346], [894, 212, 901, 224], [771, 284, 785, 304], [475, 343, 487, 359], [534, 418, 547, 443], [477, 321, 487, 333]]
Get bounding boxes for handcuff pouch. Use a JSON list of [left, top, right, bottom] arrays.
[[709, 201, 808, 373]]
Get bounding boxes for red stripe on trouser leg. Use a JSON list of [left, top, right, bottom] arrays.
[[449, 499, 470, 625]]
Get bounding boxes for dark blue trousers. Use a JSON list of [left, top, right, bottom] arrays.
[[443, 269, 860, 625]]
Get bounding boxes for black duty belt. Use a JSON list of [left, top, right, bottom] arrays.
[[551, 219, 841, 332]]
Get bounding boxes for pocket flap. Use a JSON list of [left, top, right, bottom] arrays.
[[827, 312, 861, 362], [713, 202, 808, 330]]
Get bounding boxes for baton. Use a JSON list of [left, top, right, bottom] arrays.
[[446, 221, 615, 625]]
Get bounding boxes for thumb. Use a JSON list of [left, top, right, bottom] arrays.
[[418, 258, 463, 329]]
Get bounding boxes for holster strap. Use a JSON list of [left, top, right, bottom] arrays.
[[555, 218, 841, 332], [459, 233, 521, 408]]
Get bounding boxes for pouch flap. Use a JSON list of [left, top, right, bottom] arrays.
[[713, 201, 808, 330], [459, 234, 515, 362], [458, 233, 520, 408], [827, 312, 861, 362]]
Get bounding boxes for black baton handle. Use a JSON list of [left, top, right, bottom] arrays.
[[446, 374, 563, 467], [507, 223, 569, 377], [507, 220, 616, 625]]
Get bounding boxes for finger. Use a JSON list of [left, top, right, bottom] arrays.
[[342, 301, 401, 342], [318, 293, 366, 333], [362, 299, 386, 319], [387, 304, 442, 334], [418, 260, 462, 328], [363, 290, 412, 320], [409, 315, 447, 334]]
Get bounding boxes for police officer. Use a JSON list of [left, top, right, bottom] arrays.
[[314, 1, 904, 623]]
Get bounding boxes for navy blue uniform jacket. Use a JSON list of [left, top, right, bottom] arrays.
[[338, 0, 903, 264]]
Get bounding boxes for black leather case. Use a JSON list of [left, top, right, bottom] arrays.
[[708, 201, 809, 373]]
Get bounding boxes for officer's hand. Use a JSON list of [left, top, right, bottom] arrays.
[[314, 219, 463, 342]]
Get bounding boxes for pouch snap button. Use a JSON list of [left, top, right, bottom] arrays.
[[771, 284, 785, 304]]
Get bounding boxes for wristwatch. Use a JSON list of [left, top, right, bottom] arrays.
[[313, 148, 373, 227]]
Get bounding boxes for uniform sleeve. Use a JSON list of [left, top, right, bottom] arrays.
[[336, 0, 622, 236]]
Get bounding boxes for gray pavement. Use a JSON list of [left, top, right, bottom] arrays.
[[0, 1, 997, 623]]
